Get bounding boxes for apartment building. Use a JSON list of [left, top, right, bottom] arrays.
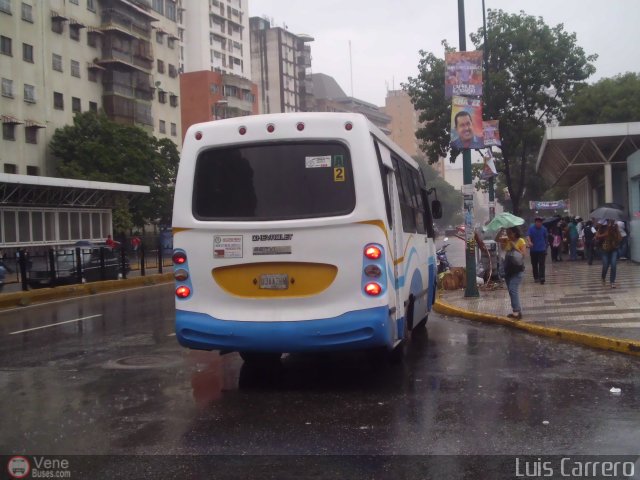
[[383, 89, 445, 177], [0, 0, 190, 249], [249, 16, 313, 113], [181, 0, 251, 79], [180, 69, 258, 140]]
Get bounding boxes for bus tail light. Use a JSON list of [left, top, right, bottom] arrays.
[[174, 269, 189, 281], [364, 282, 382, 296], [364, 245, 382, 260], [176, 286, 191, 298], [364, 265, 382, 278], [345, 122, 353, 131], [173, 251, 187, 265]]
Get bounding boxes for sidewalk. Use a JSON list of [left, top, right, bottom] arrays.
[[435, 255, 640, 356]]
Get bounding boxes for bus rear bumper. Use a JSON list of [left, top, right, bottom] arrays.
[[175, 306, 393, 353]]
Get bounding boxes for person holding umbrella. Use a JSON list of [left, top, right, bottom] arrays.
[[594, 219, 622, 288]]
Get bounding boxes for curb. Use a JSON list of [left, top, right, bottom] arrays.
[[0, 273, 174, 309], [434, 297, 640, 358]]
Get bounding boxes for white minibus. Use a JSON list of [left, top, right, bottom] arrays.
[[172, 113, 442, 361]]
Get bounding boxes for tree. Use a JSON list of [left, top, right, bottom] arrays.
[[563, 72, 640, 125], [50, 112, 179, 231], [404, 10, 597, 215]]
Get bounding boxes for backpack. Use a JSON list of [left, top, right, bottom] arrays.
[[504, 243, 525, 276]]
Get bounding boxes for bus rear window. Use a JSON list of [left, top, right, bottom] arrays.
[[192, 142, 355, 220]]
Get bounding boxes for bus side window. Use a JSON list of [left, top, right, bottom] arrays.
[[391, 155, 416, 234], [409, 168, 426, 234], [373, 139, 393, 229]]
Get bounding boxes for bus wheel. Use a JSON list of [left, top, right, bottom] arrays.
[[239, 352, 282, 364]]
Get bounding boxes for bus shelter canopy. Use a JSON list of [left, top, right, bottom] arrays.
[[536, 122, 640, 187]]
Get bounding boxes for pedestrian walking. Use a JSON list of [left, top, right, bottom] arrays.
[[499, 227, 527, 319], [567, 219, 579, 260], [550, 226, 563, 262], [583, 219, 596, 265], [526, 217, 548, 284], [616, 220, 628, 260], [595, 220, 622, 288]]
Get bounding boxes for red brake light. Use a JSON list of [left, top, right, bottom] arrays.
[[345, 122, 353, 131], [239, 126, 247, 135], [364, 282, 382, 296], [173, 252, 187, 265], [364, 265, 382, 278], [364, 246, 382, 260], [267, 124, 275, 133], [195, 131, 202, 140], [176, 286, 191, 298], [296, 122, 305, 131]]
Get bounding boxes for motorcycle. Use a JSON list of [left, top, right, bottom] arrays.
[[436, 238, 451, 274]]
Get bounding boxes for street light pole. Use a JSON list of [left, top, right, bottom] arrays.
[[458, 0, 479, 297], [482, 0, 495, 221]]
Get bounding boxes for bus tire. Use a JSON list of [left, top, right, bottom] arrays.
[[239, 352, 282, 364], [414, 314, 428, 333]]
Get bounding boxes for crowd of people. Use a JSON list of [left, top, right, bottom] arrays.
[[497, 215, 628, 320]]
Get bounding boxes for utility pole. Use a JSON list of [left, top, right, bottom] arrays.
[[482, 0, 495, 221], [458, 0, 479, 297]]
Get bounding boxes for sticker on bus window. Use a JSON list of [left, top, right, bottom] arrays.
[[333, 155, 344, 167], [305, 156, 332, 168], [334, 167, 345, 182], [213, 235, 243, 259]]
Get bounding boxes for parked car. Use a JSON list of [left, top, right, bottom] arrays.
[[27, 247, 129, 289]]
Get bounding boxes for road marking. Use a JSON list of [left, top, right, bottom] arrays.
[[9, 314, 103, 335]]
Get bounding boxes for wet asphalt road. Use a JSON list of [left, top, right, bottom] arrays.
[[0, 283, 639, 477]]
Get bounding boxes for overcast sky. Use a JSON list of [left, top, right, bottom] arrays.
[[249, 0, 639, 106]]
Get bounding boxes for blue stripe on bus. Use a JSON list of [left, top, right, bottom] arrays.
[[176, 306, 394, 353], [427, 262, 436, 311]]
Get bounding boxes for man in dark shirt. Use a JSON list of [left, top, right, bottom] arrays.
[[526, 217, 549, 284]]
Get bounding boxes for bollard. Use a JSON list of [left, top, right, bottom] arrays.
[[18, 249, 28, 291], [120, 247, 128, 280], [48, 248, 57, 287], [157, 240, 163, 275], [75, 248, 83, 283], [99, 246, 106, 281], [140, 243, 146, 276]]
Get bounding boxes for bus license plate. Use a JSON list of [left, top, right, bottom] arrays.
[[259, 274, 289, 290]]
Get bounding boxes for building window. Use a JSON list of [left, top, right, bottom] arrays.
[[152, 0, 163, 14], [157, 59, 164, 73], [2, 123, 16, 141], [52, 53, 63, 72], [71, 60, 80, 78], [170, 94, 178, 107], [0, 35, 12, 56], [165, 0, 176, 21], [69, 0, 78, 4], [87, 32, 97, 47], [170, 122, 176, 136], [53, 91, 64, 110], [24, 83, 35, 103], [223, 85, 237, 97], [89, 101, 97, 112], [4, 163, 17, 174], [70, 25, 80, 41], [88, 68, 98, 82], [159, 119, 166, 133], [87, 0, 95, 12], [210, 83, 219, 94], [1, 78, 13, 98], [52, 18, 64, 34], [72, 96, 81, 113], [25, 128, 37, 144], [0, 0, 11, 14], [22, 42, 33, 62], [26, 166, 39, 175], [168, 37, 175, 49], [158, 91, 166, 104], [21, 2, 32, 22], [156, 31, 163, 44], [168, 64, 177, 78]]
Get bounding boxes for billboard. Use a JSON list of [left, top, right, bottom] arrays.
[[450, 96, 484, 149], [445, 51, 483, 98]]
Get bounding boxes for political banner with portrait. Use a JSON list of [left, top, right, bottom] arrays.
[[482, 120, 501, 147], [480, 151, 498, 180], [450, 96, 484, 150], [445, 51, 483, 98]]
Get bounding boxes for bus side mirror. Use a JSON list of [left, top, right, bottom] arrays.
[[432, 200, 443, 219]]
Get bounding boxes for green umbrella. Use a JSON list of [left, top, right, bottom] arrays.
[[483, 212, 525, 235]]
